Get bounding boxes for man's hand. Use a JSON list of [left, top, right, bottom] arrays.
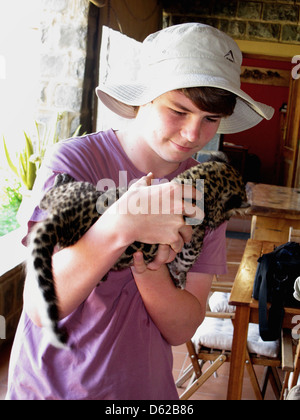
[[114, 173, 198, 255], [132, 244, 177, 274]]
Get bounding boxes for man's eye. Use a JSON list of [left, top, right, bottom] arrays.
[[206, 117, 220, 123], [170, 108, 186, 116]]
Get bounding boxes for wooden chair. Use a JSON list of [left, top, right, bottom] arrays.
[[176, 290, 294, 400]]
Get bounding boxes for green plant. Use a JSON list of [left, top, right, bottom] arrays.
[[3, 132, 37, 190], [2, 112, 82, 191], [4, 184, 22, 207], [30, 114, 83, 168], [29, 113, 63, 168], [0, 175, 22, 236]]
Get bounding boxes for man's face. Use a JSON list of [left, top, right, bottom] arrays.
[[137, 90, 222, 164]]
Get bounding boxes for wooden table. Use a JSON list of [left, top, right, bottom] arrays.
[[227, 239, 300, 400], [247, 183, 300, 242]]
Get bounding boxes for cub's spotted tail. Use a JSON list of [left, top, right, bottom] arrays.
[[28, 217, 69, 349], [27, 174, 105, 349], [27, 174, 117, 349]]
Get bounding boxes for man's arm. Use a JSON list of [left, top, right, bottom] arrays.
[[24, 175, 195, 326], [132, 251, 213, 346]]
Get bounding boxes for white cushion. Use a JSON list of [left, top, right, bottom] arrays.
[[192, 317, 279, 358], [208, 292, 235, 313], [192, 291, 279, 358]]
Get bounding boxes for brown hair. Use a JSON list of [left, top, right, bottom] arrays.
[[179, 87, 237, 117], [133, 87, 237, 117]]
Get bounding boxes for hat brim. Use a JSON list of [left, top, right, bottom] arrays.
[[96, 78, 274, 134]]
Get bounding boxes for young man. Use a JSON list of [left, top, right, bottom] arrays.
[[6, 23, 274, 400]]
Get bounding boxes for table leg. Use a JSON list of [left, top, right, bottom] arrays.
[[227, 305, 251, 400], [291, 340, 300, 388]]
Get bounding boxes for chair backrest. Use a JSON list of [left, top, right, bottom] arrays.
[[288, 227, 300, 243]]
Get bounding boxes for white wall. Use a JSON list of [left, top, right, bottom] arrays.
[[0, 0, 41, 154]]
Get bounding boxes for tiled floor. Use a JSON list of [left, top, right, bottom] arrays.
[[0, 220, 282, 400]]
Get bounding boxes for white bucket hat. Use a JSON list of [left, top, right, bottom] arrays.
[[96, 23, 274, 134]]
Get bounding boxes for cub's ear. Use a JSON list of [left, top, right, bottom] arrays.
[[224, 194, 242, 212], [206, 151, 229, 164], [224, 194, 250, 212]]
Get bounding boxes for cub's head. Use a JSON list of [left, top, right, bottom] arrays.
[[200, 160, 249, 228], [175, 156, 249, 228]]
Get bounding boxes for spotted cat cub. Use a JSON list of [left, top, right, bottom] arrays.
[[27, 157, 248, 348]]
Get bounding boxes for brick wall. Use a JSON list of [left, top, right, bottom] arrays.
[[163, 0, 300, 44]]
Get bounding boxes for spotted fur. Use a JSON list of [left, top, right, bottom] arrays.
[[28, 158, 248, 348]]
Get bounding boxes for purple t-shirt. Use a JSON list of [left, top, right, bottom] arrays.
[[6, 129, 227, 400]]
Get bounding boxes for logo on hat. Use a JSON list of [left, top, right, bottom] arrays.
[[224, 50, 235, 63]]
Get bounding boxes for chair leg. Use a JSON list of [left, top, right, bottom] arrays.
[[179, 354, 227, 400], [245, 351, 263, 400], [176, 363, 194, 388], [290, 340, 300, 388], [280, 372, 291, 400], [261, 367, 269, 398], [280, 340, 300, 399], [176, 341, 204, 388], [186, 340, 202, 378], [261, 366, 281, 400], [269, 367, 281, 400]]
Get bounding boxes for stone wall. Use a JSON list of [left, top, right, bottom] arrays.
[[163, 0, 300, 44], [38, 0, 91, 138], [0, 0, 94, 350]]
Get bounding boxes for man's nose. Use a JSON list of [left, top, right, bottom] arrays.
[[180, 119, 202, 143]]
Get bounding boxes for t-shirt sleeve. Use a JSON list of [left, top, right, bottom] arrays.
[[21, 139, 83, 246], [20, 132, 114, 246], [189, 222, 228, 275]]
